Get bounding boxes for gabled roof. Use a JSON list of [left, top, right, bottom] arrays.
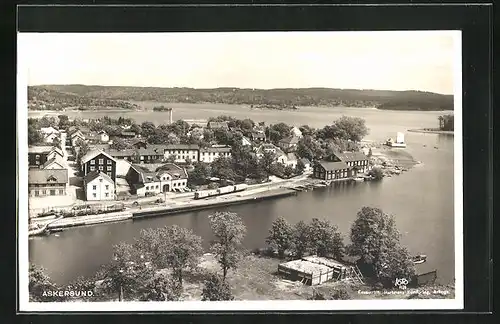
[[43, 132, 59, 139], [105, 148, 136, 157], [208, 121, 229, 129], [316, 161, 350, 171], [200, 146, 231, 153], [84, 170, 114, 185], [40, 126, 59, 134], [28, 169, 68, 184], [28, 146, 54, 154], [334, 151, 368, 162], [49, 146, 64, 157], [136, 146, 164, 156], [42, 155, 66, 169], [70, 130, 85, 139], [164, 144, 200, 150], [279, 136, 300, 145], [81, 149, 116, 164], [156, 163, 188, 179]]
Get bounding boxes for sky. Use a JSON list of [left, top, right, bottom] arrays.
[[19, 31, 458, 94]]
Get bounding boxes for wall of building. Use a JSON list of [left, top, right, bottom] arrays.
[[29, 184, 67, 197], [83, 153, 117, 181], [164, 149, 199, 163], [86, 178, 115, 201]]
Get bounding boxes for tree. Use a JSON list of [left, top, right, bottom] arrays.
[[201, 273, 234, 301], [135, 225, 203, 286], [141, 121, 156, 139], [266, 217, 294, 259], [66, 276, 97, 301], [349, 207, 415, 287], [110, 137, 128, 150], [299, 125, 316, 137], [368, 167, 384, 180], [439, 114, 454, 131], [211, 156, 237, 181], [283, 165, 296, 178], [28, 124, 43, 145], [308, 218, 345, 259], [189, 162, 211, 185], [296, 135, 323, 161], [291, 221, 311, 258], [29, 264, 65, 302], [166, 132, 181, 145], [208, 212, 247, 280], [268, 123, 291, 143], [319, 116, 369, 142], [296, 159, 306, 174], [99, 242, 154, 301], [58, 114, 70, 130], [130, 123, 142, 136], [259, 151, 276, 181], [139, 273, 182, 301]]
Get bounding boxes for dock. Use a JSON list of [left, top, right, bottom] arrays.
[[133, 188, 297, 219]]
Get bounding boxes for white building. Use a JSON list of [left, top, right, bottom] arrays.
[[199, 146, 232, 163], [126, 163, 189, 196], [40, 126, 60, 135], [84, 170, 115, 201], [43, 132, 60, 144], [291, 126, 303, 138], [98, 130, 110, 143], [163, 144, 199, 163], [241, 136, 253, 147]]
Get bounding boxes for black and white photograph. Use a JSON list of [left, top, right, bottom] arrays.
[[17, 30, 463, 311]]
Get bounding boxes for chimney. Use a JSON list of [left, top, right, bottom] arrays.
[[169, 108, 173, 124]]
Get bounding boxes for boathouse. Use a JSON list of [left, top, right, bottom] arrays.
[[313, 161, 351, 180], [331, 151, 370, 175]]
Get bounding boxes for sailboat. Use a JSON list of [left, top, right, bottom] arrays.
[[385, 132, 407, 148], [413, 254, 427, 264]]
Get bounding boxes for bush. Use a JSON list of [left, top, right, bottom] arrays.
[[201, 273, 234, 301], [368, 167, 384, 180]]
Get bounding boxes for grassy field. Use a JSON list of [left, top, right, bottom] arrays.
[[179, 254, 455, 301]]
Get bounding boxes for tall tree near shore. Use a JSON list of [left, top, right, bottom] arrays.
[[259, 150, 277, 181], [135, 225, 203, 286], [208, 212, 247, 280], [349, 207, 415, 287], [99, 242, 154, 301], [291, 220, 311, 259], [266, 217, 294, 259], [139, 273, 183, 301], [308, 218, 345, 260], [29, 264, 66, 302], [201, 273, 234, 301]]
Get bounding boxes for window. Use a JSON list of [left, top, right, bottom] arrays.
[[90, 166, 95, 171], [91, 160, 95, 165], [146, 186, 149, 190], [98, 166, 104, 171], [42, 190, 46, 195], [105, 192, 109, 197], [93, 193, 96, 198], [107, 172, 112, 177], [107, 166, 112, 171], [156, 185, 159, 189], [59, 189, 64, 195], [99, 158, 104, 164], [105, 185, 109, 190], [93, 185, 96, 190], [107, 160, 112, 165], [35, 161, 40, 165], [35, 155, 40, 159], [34, 190, 39, 196]]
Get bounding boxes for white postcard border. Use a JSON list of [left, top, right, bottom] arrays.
[[17, 30, 464, 312]]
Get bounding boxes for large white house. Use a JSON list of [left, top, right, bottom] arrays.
[[84, 170, 115, 201], [126, 163, 189, 197], [199, 146, 232, 163]]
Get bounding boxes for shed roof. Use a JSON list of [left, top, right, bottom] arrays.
[[83, 170, 114, 185], [317, 161, 350, 171], [334, 151, 368, 162]]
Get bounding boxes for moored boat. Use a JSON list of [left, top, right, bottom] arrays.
[[413, 254, 427, 264]]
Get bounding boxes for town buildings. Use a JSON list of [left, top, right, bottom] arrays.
[[199, 146, 232, 163], [126, 163, 189, 196], [163, 144, 200, 163], [313, 161, 351, 180], [28, 169, 68, 197], [331, 152, 370, 175], [208, 121, 229, 131], [28, 146, 54, 167], [41, 154, 66, 169], [278, 135, 300, 152], [84, 170, 115, 201], [80, 150, 117, 181]]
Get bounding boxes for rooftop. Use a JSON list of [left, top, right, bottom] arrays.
[[279, 136, 300, 145], [164, 144, 200, 150], [316, 161, 350, 171], [41, 155, 66, 169], [84, 170, 114, 184], [200, 146, 232, 153], [334, 151, 368, 162], [28, 169, 68, 184], [279, 259, 332, 276], [28, 146, 54, 154], [81, 149, 116, 164]]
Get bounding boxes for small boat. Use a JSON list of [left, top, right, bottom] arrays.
[[353, 177, 364, 182], [49, 228, 64, 233], [413, 254, 427, 264]]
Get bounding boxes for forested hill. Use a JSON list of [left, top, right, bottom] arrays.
[[28, 85, 454, 111]]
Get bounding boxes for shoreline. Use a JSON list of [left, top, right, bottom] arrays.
[[408, 128, 454, 135]]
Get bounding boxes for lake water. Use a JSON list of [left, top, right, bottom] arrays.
[[28, 104, 455, 286]]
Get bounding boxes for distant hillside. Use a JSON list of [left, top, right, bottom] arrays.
[[28, 85, 454, 111], [27, 86, 140, 111]]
